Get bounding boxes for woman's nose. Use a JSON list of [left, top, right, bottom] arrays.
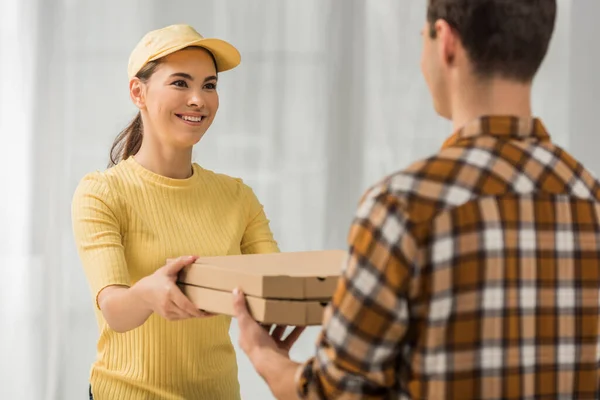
[[188, 91, 205, 108]]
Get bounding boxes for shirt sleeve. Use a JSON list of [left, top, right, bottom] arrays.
[[240, 183, 280, 255], [296, 187, 418, 399], [71, 172, 131, 309]]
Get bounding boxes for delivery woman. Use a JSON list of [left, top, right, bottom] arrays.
[[72, 24, 282, 399]]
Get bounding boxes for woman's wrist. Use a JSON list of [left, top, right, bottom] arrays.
[[130, 278, 154, 315]]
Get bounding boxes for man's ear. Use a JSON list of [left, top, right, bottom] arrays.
[[435, 19, 458, 67], [129, 78, 146, 110]]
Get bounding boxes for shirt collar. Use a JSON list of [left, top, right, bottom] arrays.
[[441, 115, 551, 149]]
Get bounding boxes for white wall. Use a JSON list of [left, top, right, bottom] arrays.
[[568, 0, 600, 175], [0, 1, 578, 399]]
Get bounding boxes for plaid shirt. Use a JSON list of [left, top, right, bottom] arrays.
[[296, 116, 600, 399]]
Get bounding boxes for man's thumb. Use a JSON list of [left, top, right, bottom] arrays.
[[232, 288, 250, 319]]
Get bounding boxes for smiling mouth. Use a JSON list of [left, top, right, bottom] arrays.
[[176, 114, 205, 123]]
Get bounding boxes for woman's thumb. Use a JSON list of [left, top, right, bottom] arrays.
[[164, 255, 197, 275]]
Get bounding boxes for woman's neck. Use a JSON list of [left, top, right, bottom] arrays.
[[133, 140, 194, 179]]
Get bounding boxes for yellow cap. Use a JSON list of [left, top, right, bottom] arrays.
[[127, 24, 241, 80]]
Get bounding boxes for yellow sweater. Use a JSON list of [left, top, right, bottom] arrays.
[[71, 156, 279, 400]]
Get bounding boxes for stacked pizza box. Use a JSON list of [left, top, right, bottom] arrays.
[[177, 250, 346, 326]]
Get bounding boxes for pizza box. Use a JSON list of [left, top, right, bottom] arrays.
[[177, 250, 346, 300], [178, 284, 330, 326]]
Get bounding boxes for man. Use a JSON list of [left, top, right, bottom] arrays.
[[233, 0, 600, 398]]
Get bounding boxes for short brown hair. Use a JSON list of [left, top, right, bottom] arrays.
[[427, 0, 557, 82]]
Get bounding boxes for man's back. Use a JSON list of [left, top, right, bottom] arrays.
[[390, 115, 600, 398], [297, 115, 600, 399]]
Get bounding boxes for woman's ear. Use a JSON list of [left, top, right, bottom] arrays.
[[129, 78, 146, 110]]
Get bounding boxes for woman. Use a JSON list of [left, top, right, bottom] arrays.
[[72, 24, 280, 399]]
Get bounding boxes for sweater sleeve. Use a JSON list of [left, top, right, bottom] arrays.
[[71, 172, 131, 309], [240, 183, 280, 255]]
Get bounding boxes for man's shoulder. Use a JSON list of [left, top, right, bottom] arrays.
[[360, 148, 482, 224]]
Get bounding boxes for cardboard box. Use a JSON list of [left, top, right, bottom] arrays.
[[178, 284, 330, 326], [177, 250, 346, 300]]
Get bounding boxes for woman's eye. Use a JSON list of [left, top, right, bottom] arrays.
[[204, 83, 217, 90], [171, 80, 188, 88]]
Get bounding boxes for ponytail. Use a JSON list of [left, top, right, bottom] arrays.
[[107, 59, 162, 168], [108, 113, 143, 167]]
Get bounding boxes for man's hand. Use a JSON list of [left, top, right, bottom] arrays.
[[232, 288, 305, 362], [232, 288, 307, 399]]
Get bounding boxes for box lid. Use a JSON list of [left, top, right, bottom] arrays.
[[177, 249, 346, 299]]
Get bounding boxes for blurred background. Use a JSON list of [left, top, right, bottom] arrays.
[[0, 0, 596, 399]]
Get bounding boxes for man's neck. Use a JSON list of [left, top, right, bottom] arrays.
[[450, 77, 533, 131]]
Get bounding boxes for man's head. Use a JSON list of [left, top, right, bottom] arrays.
[[421, 0, 557, 119]]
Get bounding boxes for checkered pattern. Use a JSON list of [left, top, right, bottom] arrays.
[[296, 116, 600, 399]]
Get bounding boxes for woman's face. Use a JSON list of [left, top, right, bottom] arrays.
[[132, 47, 219, 149]]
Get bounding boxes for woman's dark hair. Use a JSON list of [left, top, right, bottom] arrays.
[[108, 47, 218, 167], [108, 61, 161, 167]]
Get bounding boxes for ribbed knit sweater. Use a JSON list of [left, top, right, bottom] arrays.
[[71, 156, 279, 399]]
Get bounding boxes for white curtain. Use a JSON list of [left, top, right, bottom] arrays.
[[0, 1, 575, 399]]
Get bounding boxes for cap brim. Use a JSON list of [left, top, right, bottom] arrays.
[[148, 38, 241, 73]]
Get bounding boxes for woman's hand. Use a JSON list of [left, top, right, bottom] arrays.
[[135, 255, 213, 320]]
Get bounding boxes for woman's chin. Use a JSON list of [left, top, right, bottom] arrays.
[[173, 131, 207, 148]]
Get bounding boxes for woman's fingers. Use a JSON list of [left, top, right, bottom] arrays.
[[164, 300, 190, 320], [170, 285, 204, 318]]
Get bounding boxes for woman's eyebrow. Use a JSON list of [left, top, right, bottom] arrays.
[[168, 72, 218, 83]]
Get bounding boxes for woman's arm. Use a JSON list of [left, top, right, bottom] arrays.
[[97, 285, 152, 333], [97, 256, 205, 332], [240, 183, 280, 255], [72, 174, 204, 333]]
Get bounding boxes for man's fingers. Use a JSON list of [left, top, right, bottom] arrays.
[[271, 325, 287, 341], [283, 326, 306, 349]]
